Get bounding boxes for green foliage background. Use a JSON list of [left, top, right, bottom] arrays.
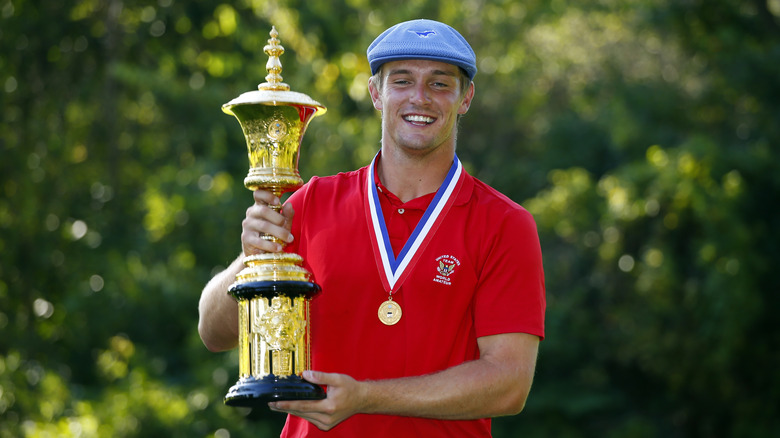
[[2, 0, 778, 436]]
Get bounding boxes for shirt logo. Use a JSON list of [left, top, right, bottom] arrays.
[[434, 255, 460, 286], [410, 30, 436, 38]]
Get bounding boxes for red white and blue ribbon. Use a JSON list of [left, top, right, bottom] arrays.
[[366, 153, 463, 293]]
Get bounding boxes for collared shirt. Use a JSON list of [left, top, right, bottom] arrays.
[[281, 164, 545, 437]]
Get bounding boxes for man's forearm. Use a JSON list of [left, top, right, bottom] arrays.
[[358, 333, 538, 420], [271, 332, 540, 431], [197, 255, 243, 352]]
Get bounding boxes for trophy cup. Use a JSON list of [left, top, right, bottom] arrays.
[[221, 27, 326, 406]]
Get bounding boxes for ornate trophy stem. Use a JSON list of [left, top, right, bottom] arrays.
[[221, 27, 326, 407]]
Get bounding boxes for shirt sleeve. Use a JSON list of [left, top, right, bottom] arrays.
[[473, 205, 546, 340]]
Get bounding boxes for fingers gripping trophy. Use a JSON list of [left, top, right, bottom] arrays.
[[221, 27, 326, 406]]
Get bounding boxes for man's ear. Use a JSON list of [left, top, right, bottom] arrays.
[[458, 82, 475, 115], [368, 76, 383, 111]]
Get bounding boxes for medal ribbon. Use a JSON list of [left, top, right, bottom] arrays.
[[366, 153, 463, 293]]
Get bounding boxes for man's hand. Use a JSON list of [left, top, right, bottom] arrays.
[[197, 189, 295, 352], [268, 370, 367, 431], [241, 189, 295, 255]]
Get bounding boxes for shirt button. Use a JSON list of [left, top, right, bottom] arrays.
[[397, 208, 405, 214]]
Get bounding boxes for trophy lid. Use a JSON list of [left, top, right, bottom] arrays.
[[222, 27, 326, 116]]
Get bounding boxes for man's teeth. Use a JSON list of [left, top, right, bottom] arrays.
[[404, 115, 434, 124]]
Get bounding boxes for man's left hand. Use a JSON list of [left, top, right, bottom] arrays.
[[269, 370, 366, 431]]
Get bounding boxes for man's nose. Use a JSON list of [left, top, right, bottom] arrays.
[[409, 84, 431, 105]]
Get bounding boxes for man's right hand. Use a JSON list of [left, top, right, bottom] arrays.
[[198, 189, 296, 352], [241, 189, 295, 256]]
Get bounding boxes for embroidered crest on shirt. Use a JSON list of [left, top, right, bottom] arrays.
[[434, 255, 460, 285]]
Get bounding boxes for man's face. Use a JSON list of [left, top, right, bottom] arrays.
[[369, 59, 474, 157]]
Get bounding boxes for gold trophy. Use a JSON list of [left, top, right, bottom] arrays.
[[222, 27, 326, 406]]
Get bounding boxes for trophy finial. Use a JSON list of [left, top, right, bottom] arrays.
[[258, 26, 291, 91]]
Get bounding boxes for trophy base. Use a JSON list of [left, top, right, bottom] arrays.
[[224, 374, 326, 406]]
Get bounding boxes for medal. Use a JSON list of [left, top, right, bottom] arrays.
[[365, 153, 464, 326], [378, 297, 402, 325]]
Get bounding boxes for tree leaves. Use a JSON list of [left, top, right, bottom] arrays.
[[1, 1, 778, 436]]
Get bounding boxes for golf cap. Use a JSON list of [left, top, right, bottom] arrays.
[[367, 19, 477, 80]]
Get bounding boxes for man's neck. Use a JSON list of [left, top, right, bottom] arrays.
[[376, 147, 455, 203]]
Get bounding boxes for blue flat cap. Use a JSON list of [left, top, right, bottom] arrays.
[[367, 19, 477, 80]]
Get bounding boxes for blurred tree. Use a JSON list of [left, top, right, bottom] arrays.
[[0, 0, 777, 437]]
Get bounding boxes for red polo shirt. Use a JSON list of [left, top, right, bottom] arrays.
[[280, 163, 545, 437]]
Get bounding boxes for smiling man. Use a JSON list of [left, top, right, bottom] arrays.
[[198, 19, 546, 437]]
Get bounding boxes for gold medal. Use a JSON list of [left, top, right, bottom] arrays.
[[378, 299, 402, 325]]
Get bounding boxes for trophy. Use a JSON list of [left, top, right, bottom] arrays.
[[221, 27, 326, 406]]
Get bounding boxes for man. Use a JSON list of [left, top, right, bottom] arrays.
[[198, 19, 545, 437]]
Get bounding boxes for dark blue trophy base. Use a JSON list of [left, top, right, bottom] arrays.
[[224, 374, 326, 406]]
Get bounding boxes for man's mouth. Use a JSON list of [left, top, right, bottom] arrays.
[[403, 114, 435, 125]]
